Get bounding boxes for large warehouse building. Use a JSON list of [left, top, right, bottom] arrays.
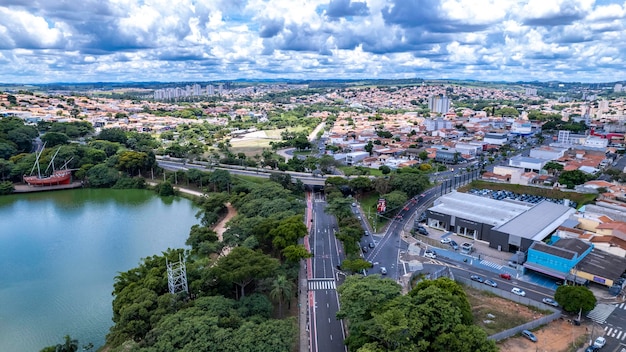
[[426, 192, 576, 253]]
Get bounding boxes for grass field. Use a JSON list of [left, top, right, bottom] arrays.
[[358, 192, 390, 232], [338, 166, 384, 176], [228, 127, 309, 157]]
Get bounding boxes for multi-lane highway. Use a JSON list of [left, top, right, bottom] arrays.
[[307, 192, 346, 352]]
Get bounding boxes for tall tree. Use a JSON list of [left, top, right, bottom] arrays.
[[269, 215, 308, 251], [543, 161, 564, 174], [365, 141, 374, 156], [554, 285, 597, 314], [96, 127, 127, 144], [337, 275, 401, 322], [389, 173, 430, 198], [282, 244, 312, 263], [325, 197, 354, 222], [214, 247, 279, 299], [269, 275, 295, 318]]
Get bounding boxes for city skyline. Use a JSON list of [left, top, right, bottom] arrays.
[[1, 0, 625, 84]]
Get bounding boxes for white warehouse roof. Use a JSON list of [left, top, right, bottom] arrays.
[[429, 192, 532, 227]]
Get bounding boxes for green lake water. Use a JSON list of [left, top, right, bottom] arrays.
[[0, 188, 199, 352]]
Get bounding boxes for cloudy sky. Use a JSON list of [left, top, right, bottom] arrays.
[[1, 0, 625, 84]]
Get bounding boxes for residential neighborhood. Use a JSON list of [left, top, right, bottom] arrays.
[[3, 80, 626, 351]]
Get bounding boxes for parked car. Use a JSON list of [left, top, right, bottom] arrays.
[[424, 250, 437, 259], [362, 246, 369, 253], [522, 329, 537, 342], [593, 336, 606, 348], [499, 273, 511, 280], [351, 202, 357, 207], [369, 242, 375, 248], [416, 226, 429, 236], [484, 279, 497, 288], [542, 298, 558, 307], [449, 240, 459, 250], [380, 267, 387, 275], [585, 345, 600, 352], [511, 287, 526, 296], [470, 275, 484, 283], [440, 238, 451, 244]]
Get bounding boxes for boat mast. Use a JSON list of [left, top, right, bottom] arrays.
[[29, 142, 46, 178], [44, 147, 62, 175]]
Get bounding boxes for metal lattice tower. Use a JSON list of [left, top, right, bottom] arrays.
[[166, 255, 189, 296]]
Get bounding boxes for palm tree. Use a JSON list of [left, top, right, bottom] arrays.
[[269, 275, 295, 318]]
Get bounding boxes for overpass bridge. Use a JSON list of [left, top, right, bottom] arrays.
[[157, 159, 328, 186]]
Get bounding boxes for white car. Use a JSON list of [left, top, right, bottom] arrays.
[[380, 267, 387, 275], [511, 287, 526, 296], [542, 298, 558, 307], [424, 250, 437, 259], [593, 336, 606, 348], [440, 238, 451, 244]]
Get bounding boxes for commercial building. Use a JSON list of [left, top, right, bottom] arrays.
[[529, 146, 568, 161], [524, 238, 626, 287], [426, 193, 626, 288], [510, 120, 533, 135], [483, 132, 509, 146], [508, 155, 547, 172], [426, 192, 575, 253]]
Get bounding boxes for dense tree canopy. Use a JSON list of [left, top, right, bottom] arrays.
[[559, 169, 592, 188], [338, 276, 496, 352], [554, 285, 597, 313]]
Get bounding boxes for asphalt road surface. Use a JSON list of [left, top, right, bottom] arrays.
[[308, 192, 347, 352]]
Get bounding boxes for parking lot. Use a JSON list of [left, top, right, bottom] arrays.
[[411, 221, 572, 289], [468, 188, 578, 209]]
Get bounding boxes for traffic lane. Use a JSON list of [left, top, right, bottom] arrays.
[[366, 229, 405, 279], [450, 266, 557, 302], [312, 202, 338, 279], [312, 290, 346, 352], [312, 228, 333, 278]]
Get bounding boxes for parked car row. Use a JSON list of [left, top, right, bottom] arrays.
[[468, 188, 578, 208]]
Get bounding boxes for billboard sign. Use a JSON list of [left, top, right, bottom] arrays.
[[377, 198, 386, 213]]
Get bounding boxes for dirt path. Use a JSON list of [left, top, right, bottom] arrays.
[[213, 203, 236, 241], [212, 203, 237, 257]]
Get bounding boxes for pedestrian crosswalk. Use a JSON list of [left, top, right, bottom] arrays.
[[605, 326, 626, 341], [479, 260, 503, 270], [426, 259, 449, 266], [308, 279, 336, 290], [587, 303, 617, 324], [615, 302, 626, 311]]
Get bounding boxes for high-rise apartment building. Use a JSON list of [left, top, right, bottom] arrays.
[[428, 95, 451, 114], [525, 88, 537, 96]]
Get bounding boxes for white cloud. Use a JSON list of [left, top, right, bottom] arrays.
[[441, 0, 512, 24], [586, 3, 626, 22], [0, 0, 626, 82], [0, 8, 66, 49]]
